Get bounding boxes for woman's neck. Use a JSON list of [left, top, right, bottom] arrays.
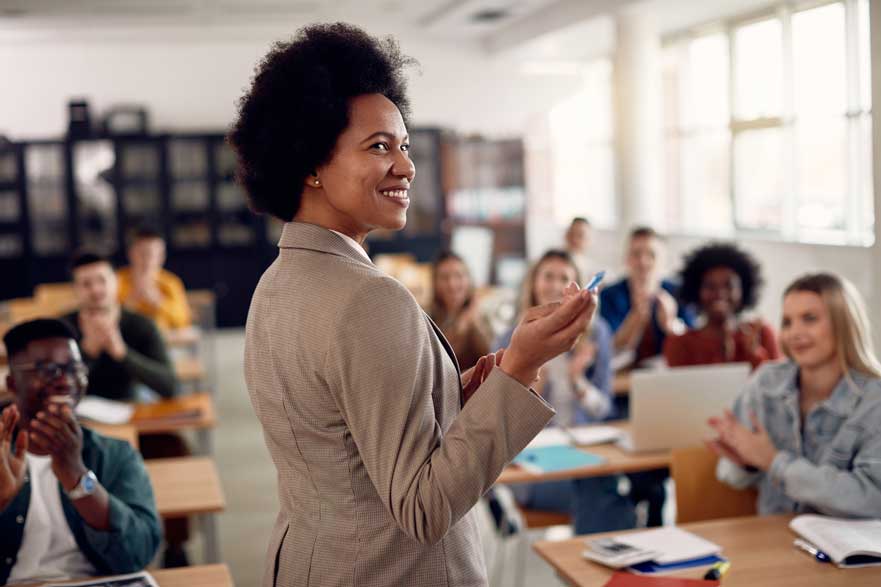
[[799, 360, 844, 403], [294, 193, 368, 244]]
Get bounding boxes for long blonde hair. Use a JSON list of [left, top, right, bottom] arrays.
[[782, 273, 881, 379]]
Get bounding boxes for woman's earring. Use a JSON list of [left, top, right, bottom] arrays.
[[313, 178, 320, 185]]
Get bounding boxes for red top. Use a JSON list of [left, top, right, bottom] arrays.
[[663, 320, 781, 370]]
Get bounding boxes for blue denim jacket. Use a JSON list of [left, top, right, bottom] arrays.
[[717, 361, 881, 518]]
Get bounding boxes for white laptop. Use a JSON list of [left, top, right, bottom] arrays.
[[618, 363, 751, 453]]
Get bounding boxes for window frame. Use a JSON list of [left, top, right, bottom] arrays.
[[662, 0, 873, 246]]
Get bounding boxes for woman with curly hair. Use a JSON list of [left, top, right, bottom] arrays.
[[664, 242, 780, 369], [230, 23, 598, 586]]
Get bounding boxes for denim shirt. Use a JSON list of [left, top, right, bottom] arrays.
[[717, 361, 881, 518]]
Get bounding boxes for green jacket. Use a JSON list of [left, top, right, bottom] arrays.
[[0, 427, 162, 584]]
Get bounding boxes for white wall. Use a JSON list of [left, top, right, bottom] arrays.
[[0, 23, 584, 139]]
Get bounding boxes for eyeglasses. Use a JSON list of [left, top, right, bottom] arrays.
[[11, 360, 88, 380]]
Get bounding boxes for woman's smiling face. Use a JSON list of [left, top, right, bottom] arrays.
[[311, 93, 416, 240]]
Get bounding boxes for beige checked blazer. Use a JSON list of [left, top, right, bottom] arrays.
[[244, 222, 554, 587]]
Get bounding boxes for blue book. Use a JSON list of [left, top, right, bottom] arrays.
[[513, 445, 605, 473], [629, 555, 727, 575]]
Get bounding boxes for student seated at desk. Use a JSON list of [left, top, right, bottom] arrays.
[[64, 250, 190, 567], [428, 251, 491, 371], [0, 319, 161, 584], [600, 226, 696, 367], [664, 243, 780, 369], [710, 273, 881, 518], [600, 227, 695, 527], [496, 250, 636, 534], [117, 225, 192, 331], [65, 250, 179, 403]]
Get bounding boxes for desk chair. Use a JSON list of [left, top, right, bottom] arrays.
[[670, 445, 757, 524]]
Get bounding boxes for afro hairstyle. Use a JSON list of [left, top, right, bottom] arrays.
[[3, 318, 78, 359], [678, 242, 764, 313], [227, 22, 416, 221]]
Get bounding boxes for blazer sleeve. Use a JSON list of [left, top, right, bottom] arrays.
[[324, 276, 554, 546]]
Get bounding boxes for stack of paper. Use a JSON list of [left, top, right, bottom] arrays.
[[583, 527, 725, 575], [75, 396, 134, 425], [526, 425, 623, 449]]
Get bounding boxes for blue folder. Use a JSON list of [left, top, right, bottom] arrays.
[[513, 445, 605, 473], [629, 554, 727, 575]]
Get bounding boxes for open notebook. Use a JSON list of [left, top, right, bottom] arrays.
[[790, 515, 881, 568]]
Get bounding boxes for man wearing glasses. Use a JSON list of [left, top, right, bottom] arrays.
[[0, 318, 161, 584]]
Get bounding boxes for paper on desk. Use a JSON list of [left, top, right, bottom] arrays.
[[526, 427, 572, 448], [43, 570, 158, 586], [75, 396, 134, 425], [616, 527, 721, 564], [568, 425, 624, 446]]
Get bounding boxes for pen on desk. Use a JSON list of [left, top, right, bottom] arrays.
[[793, 539, 831, 563], [702, 561, 731, 581]]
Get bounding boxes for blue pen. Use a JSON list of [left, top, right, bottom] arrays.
[[584, 271, 606, 292], [793, 539, 831, 563]]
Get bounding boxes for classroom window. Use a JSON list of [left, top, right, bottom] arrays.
[[529, 58, 616, 229], [663, 0, 873, 245]]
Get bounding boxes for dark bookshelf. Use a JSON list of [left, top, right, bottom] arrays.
[[1, 128, 448, 326]]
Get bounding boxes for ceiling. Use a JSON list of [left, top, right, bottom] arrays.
[[0, 0, 566, 39], [0, 0, 780, 56]]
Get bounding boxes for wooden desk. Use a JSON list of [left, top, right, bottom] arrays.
[[151, 564, 234, 587], [534, 514, 881, 587], [87, 423, 139, 449], [496, 423, 669, 485], [146, 456, 226, 565], [17, 564, 234, 587], [131, 391, 216, 456], [146, 456, 226, 517], [129, 392, 216, 434]]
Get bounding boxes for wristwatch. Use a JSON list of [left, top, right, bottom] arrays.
[[66, 470, 99, 500]]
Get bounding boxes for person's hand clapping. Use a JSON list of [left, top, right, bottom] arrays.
[[500, 282, 597, 387], [29, 402, 87, 491], [656, 289, 683, 335], [0, 405, 28, 511], [461, 349, 504, 404], [706, 409, 778, 471], [82, 308, 126, 361]]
